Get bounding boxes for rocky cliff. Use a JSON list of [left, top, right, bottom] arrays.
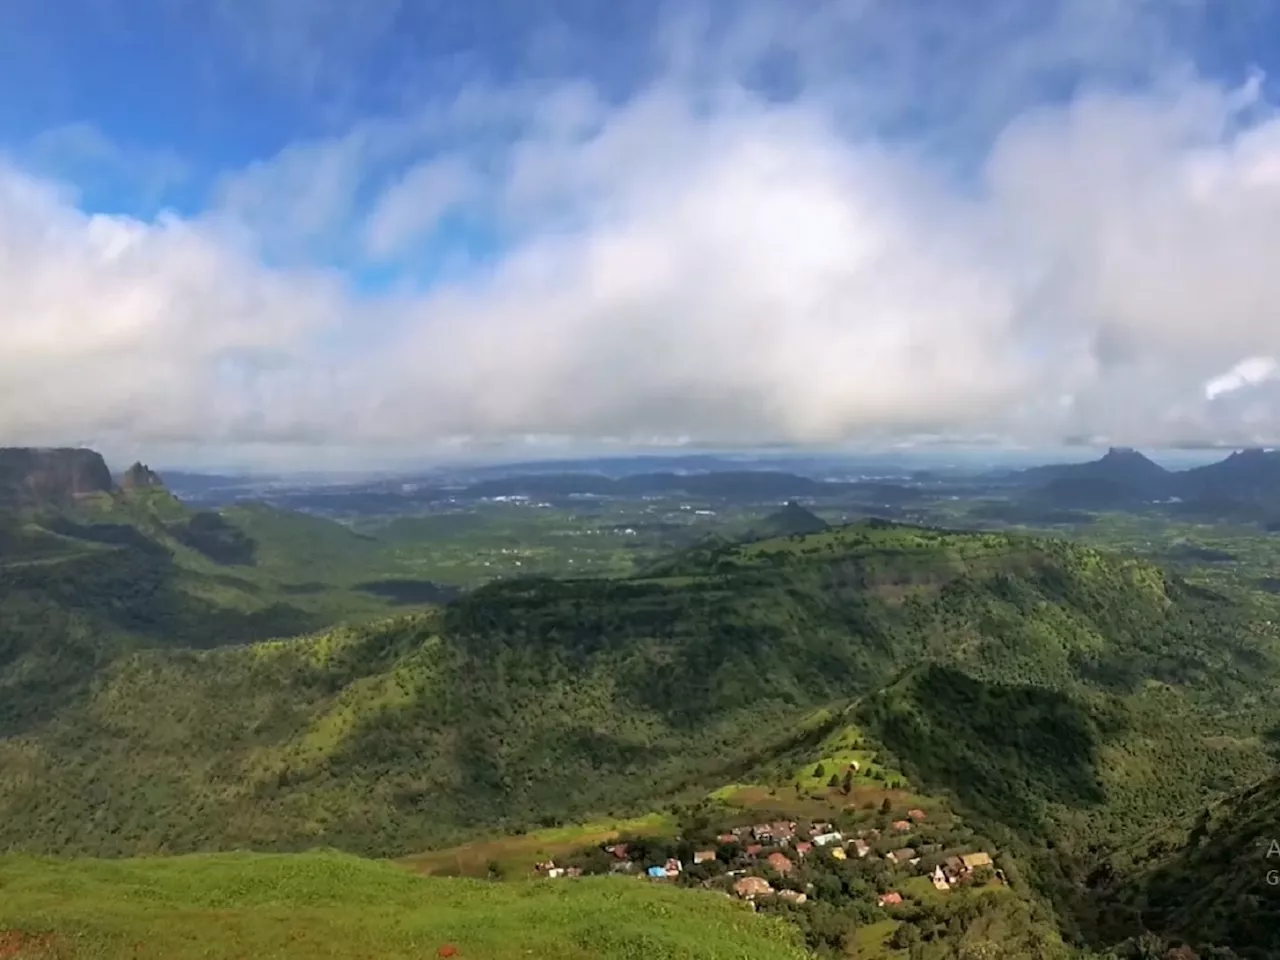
[[121, 462, 165, 491], [0, 448, 115, 504]]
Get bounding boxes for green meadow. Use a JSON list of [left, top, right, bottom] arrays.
[[0, 852, 807, 960]]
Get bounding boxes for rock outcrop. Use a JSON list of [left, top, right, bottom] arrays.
[[121, 462, 165, 491], [0, 448, 114, 504]]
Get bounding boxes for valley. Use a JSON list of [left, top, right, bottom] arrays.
[[1, 447, 1279, 958]]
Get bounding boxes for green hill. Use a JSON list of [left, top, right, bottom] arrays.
[[751, 500, 830, 538], [4, 520, 1276, 872], [5, 512, 1280, 957], [0, 851, 806, 960], [0, 488, 460, 733]]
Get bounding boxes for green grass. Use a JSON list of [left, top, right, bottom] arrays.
[[400, 814, 675, 878], [852, 919, 898, 958], [0, 852, 808, 960]]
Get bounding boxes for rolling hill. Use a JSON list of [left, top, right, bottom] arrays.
[[3, 519, 1276, 875], [750, 500, 830, 537], [4, 461, 1280, 957], [0, 465, 458, 734]]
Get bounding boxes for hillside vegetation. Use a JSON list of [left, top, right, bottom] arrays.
[[0, 487, 461, 732], [0, 852, 806, 960], [3, 520, 1276, 873], [5, 496, 1280, 957], [1087, 772, 1280, 959]]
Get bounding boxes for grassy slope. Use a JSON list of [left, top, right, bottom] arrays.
[[399, 813, 674, 878], [0, 852, 807, 960]]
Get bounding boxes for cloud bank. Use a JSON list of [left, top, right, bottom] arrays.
[[6, 0, 1280, 463]]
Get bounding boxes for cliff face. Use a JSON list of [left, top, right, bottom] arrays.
[[0, 448, 115, 504]]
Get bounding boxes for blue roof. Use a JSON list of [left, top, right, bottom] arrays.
[[647, 866, 666, 878]]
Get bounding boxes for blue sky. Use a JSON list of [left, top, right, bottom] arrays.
[[5, 0, 1280, 469]]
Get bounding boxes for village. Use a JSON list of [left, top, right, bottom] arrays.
[[532, 802, 1003, 916]]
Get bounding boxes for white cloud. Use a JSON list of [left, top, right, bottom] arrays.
[[214, 130, 373, 260], [1205, 357, 1280, 400], [363, 155, 478, 259], [0, 164, 348, 446], [12, 2, 1280, 463]]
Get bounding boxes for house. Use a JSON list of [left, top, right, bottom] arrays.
[[766, 852, 794, 875], [693, 849, 717, 864], [891, 820, 912, 832], [810, 821, 833, 835], [752, 824, 774, 842], [664, 858, 683, 878], [961, 852, 993, 871], [793, 841, 813, 857], [566, 867, 583, 878], [534, 860, 556, 872], [812, 831, 843, 846], [829, 847, 847, 861], [647, 866, 667, 879], [745, 844, 763, 857], [878, 891, 903, 907], [547, 867, 566, 879], [777, 889, 807, 904], [852, 839, 871, 858], [734, 876, 773, 900], [605, 844, 629, 859], [717, 833, 737, 845], [931, 866, 950, 891], [770, 821, 797, 842], [886, 847, 916, 865], [907, 808, 927, 822]]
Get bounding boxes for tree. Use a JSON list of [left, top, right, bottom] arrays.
[[828, 773, 840, 788], [842, 770, 854, 795], [814, 763, 827, 779], [881, 798, 893, 814], [889, 924, 921, 950]]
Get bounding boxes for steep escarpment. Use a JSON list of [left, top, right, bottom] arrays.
[[0, 447, 113, 504]]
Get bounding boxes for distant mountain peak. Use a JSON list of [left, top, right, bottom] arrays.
[[121, 462, 165, 491]]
